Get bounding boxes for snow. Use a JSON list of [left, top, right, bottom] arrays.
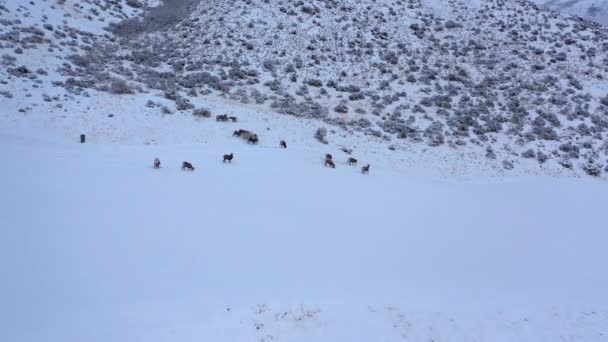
[[1, 97, 608, 340], [0, 80, 586, 181], [1, 0, 608, 340], [2, 0, 608, 178]]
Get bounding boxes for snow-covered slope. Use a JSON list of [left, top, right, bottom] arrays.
[[532, 0, 608, 26], [2, 0, 608, 177], [1, 1, 608, 340], [2, 120, 608, 342]]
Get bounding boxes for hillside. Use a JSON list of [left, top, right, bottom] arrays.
[[2, 116, 608, 342], [1, 1, 608, 341], [1, 0, 608, 177]]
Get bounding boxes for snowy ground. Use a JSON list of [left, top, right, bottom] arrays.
[[1, 93, 608, 341], [2, 0, 607, 340], [0, 86, 584, 181]]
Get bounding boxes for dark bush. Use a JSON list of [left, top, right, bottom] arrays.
[[559, 142, 580, 159], [109, 79, 134, 94], [537, 151, 549, 164], [485, 147, 496, 159], [583, 160, 601, 177], [193, 107, 212, 117], [348, 92, 365, 101], [307, 79, 323, 87], [334, 104, 348, 113], [522, 149, 536, 159], [424, 121, 445, 146], [175, 96, 194, 110]]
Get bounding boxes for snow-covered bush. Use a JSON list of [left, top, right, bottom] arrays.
[[109, 79, 134, 94], [68, 54, 90, 68], [193, 107, 212, 118], [522, 149, 536, 159], [348, 92, 365, 101], [559, 142, 580, 159], [306, 79, 323, 87], [424, 121, 445, 146], [175, 96, 194, 111], [583, 160, 602, 177], [314, 127, 328, 144], [485, 146, 496, 159], [334, 104, 348, 113]]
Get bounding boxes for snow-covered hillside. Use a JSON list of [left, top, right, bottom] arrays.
[[2, 116, 608, 341], [2, 85, 608, 341], [1, 1, 608, 341], [2, 0, 608, 177]]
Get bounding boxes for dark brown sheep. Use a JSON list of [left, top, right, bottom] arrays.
[[216, 114, 229, 122], [361, 164, 370, 174], [247, 134, 259, 144], [233, 129, 250, 138], [182, 161, 195, 171]]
